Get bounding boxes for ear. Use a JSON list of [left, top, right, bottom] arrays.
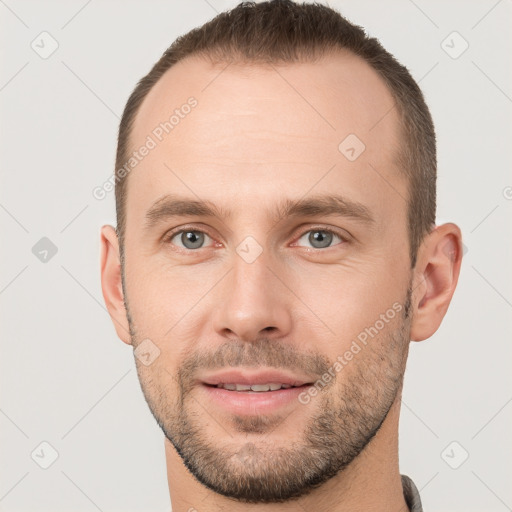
[[99, 225, 132, 345], [409, 223, 463, 342]]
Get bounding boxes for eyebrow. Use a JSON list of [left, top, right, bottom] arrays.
[[144, 193, 375, 231]]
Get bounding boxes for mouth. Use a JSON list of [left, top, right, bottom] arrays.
[[198, 369, 316, 416], [203, 382, 312, 392], [200, 368, 315, 388]]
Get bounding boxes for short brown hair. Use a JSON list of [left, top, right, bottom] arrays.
[[115, 0, 436, 268]]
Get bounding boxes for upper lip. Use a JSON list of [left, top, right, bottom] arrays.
[[200, 368, 315, 387]]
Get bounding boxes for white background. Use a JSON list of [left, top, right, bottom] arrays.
[[1, 1, 511, 511]]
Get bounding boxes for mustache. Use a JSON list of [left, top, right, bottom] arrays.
[[177, 338, 332, 390]]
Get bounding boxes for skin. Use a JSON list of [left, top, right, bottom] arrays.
[[100, 51, 462, 512]]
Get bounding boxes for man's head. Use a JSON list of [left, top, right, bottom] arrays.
[[100, 0, 462, 505]]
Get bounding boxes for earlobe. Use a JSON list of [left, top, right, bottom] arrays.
[[99, 225, 132, 345], [409, 223, 463, 342]]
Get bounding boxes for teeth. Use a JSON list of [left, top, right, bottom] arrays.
[[234, 384, 251, 391], [215, 383, 296, 391], [251, 384, 271, 392]]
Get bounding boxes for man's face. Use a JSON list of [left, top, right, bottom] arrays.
[[122, 52, 414, 502]]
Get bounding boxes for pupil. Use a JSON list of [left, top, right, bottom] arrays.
[[183, 231, 203, 249], [310, 230, 332, 248]]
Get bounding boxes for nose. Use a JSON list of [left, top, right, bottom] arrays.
[[212, 244, 293, 342]]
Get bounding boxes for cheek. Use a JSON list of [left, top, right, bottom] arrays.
[[286, 258, 406, 338], [124, 255, 217, 339]]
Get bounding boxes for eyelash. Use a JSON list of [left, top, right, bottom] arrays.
[[163, 225, 349, 252]]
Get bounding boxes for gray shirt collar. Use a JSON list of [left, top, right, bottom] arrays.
[[401, 474, 423, 512]]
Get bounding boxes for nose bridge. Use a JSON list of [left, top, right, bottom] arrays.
[[213, 238, 292, 341], [232, 241, 270, 306]]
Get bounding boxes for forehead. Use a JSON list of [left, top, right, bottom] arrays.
[[126, 51, 406, 229], [132, 51, 401, 149]]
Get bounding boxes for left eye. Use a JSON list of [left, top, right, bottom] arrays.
[[168, 230, 213, 250], [295, 229, 344, 249]]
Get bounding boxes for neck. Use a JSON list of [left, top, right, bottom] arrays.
[[165, 388, 408, 512]]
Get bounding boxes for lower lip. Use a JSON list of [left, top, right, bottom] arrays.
[[200, 384, 312, 415]]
